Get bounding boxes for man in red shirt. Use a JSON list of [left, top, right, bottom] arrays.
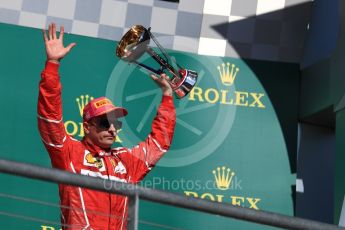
[[38, 23, 176, 230]]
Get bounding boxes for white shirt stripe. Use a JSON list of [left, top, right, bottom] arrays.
[[80, 169, 128, 183], [149, 135, 167, 153], [120, 176, 131, 230], [41, 136, 66, 148], [142, 147, 151, 170], [37, 114, 63, 123], [70, 162, 90, 230], [114, 150, 129, 155]]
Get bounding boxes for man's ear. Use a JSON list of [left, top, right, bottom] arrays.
[[83, 121, 90, 135]]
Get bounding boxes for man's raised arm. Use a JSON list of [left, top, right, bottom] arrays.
[[117, 74, 176, 182], [37, 23, 76, 159]]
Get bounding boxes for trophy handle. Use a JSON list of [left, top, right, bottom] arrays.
[[133, 60, 176, 87], [133, 60, 164, 75], [146, 47, 179, 79]]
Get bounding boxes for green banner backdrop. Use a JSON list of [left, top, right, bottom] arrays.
[[0, 23, 299, 229]]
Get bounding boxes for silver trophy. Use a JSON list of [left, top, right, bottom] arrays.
[[116, 25, 198, 99]]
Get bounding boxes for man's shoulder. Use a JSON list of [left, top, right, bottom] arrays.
[[65, 136, 84, 151]]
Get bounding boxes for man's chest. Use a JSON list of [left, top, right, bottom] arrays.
[[72, 149, 129, 182]]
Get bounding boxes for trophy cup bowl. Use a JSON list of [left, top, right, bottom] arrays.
[[116, 25, 198, 99]]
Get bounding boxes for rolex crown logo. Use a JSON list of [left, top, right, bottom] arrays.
[[76, 95, 94, 117], [217, 62, 239, 86], [212, 166, 235, 191]]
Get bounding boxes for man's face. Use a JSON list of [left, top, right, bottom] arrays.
[[84, 114, 122, 149]]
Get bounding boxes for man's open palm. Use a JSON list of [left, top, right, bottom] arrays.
[[43, 23, 76, 62]]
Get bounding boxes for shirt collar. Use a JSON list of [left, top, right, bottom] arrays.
[[82, 138, 110, 157]]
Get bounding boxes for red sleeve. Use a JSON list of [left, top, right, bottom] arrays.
[[120, 96, 176, 183], [37, 61, 70, 169]]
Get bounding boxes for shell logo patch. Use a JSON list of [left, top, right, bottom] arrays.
[[83, 151, 105, 171]]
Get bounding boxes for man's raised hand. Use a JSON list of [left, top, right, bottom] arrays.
[[43, 23, 76, 63], [150, 73, 173, 96]]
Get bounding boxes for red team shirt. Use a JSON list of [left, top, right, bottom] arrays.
[[37, 61, 176, 229]]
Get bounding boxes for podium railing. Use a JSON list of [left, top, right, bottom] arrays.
[[0, 159, 343, 230]]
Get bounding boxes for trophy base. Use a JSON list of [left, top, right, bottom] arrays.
[[173, 69, 198, 99]]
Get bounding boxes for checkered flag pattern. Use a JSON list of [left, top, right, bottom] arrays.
[[0, 0, 311, 62]]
